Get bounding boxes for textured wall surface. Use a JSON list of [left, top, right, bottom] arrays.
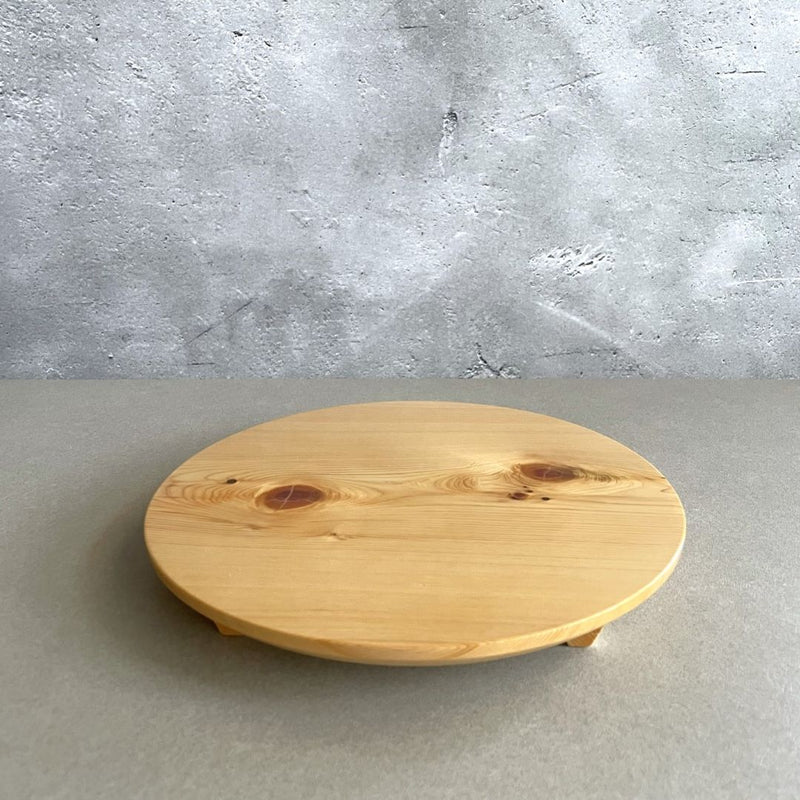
[[1, 0, 799, 378]]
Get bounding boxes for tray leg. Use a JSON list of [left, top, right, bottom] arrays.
[[566, 627, 602, 647], [214, 621, 242, 636]]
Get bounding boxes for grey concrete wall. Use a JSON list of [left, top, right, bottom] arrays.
[[1, 0, 798, 378]]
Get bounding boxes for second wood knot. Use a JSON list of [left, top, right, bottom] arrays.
[[519, 463, 578, 482]]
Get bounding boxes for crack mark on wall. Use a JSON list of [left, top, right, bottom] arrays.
[[549, 72, 603, 91], [534, 347, 617, 360], [462, 343, 520, 378], [517, 109, 549, 122], [187, 299, 254, 344], [723, 154, 784, 163]]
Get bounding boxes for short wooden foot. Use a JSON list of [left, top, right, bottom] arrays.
[[566, 627, 602, 647], [214, 621, 242, 636]]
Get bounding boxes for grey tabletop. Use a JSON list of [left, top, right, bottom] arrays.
[[2, 379, 798, 800]]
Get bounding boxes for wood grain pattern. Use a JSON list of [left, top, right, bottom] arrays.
[[144, 401, 685, 665]]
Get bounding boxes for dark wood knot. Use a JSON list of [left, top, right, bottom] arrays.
[[519, 463, 578, 482], [257, 484, 324, 510]]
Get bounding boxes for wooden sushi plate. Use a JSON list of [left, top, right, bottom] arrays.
[[144, 401, 685, 665]]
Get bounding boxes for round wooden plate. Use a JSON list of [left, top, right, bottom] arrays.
[[145, 401, 685, 665]]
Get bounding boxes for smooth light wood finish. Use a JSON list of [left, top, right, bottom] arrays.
[[566, 627, 603, 647], [145, 401, 685, 665]]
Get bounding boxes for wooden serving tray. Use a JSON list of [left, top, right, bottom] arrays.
[[144, 401, 685, 665]]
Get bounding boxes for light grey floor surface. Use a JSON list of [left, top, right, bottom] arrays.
[[1, 380, 798, 799]]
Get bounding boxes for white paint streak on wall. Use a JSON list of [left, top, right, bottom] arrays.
[[533, 300, 616, 344]]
